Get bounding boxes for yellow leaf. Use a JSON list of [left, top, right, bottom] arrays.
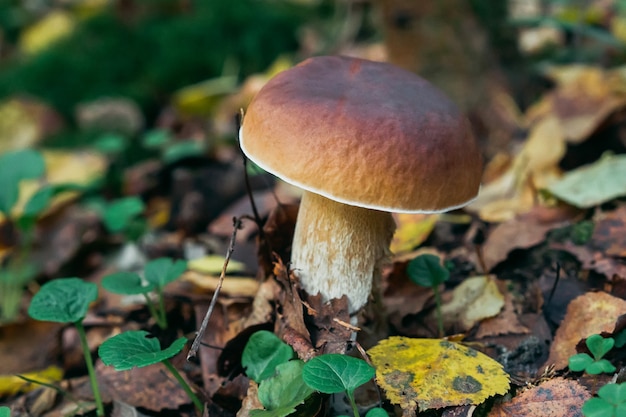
[[19, 11, 75, 55], [390, 213, 438, 254], [181, 270, 259, 297], [0, 365, 63, 396], [187, 255, 246, 275], [440, 275, 504, 331], [369, 337, 509, 411]]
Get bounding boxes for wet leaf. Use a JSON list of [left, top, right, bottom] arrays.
[[546, 153, 626, 208], [302, 354, 375, 395], [242, 330, 294, 383], [369, 337, 509, 411], [28, 278, 98, 324], [99, 331, 186, 371]]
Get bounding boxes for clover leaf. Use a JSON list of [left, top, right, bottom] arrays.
[[583, 382, 626, 417], [569, 334, 616, 375]]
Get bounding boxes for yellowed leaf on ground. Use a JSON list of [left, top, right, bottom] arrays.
[[440, 275, 505, 332], [188, 255, 246, 275], [488, 377, 590, 417], [180, 270, 259, 298], [19, 10, 75, 55], [0, 365, 63, 396], [545, 291, 626, 370], [368, 336, 510, 412], [390, 213, 439, 254], [0, 150, 106, 223]]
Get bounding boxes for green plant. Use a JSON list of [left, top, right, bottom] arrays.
[[406, 254, 450, 337], [89, 196, 146, 241], [0, 148, 47, 321], [27, 278, 104, 417], [583, 382, 626, 417], [99, 330, 203, 412], [241, 330, 386, 417], [102, 257, 187, 329], [0, 406, 10, 417], [302, 354, 376, 417], [569, 334, 616, 375]]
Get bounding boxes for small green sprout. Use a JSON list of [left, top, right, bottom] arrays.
[[102, 257, 187, 329], [302, 354, 376, 417], [242, 330, 386, 417], [99, 330, 203, 412], [406, 254, 450, 337], [28, 278, 104, 417], [569, 334, 616, 375], [583, 382, 626, 417]]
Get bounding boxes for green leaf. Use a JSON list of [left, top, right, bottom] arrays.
[[366, 408, 389, 417], [614, 329, 626, 348], [582, 397, 614, 417], [99, 330, 186, 371], [568, 353, 594, 372], [144, 258, 187, 288], [142, 129, 171, 149], [587, 334, 614, 360], [92, 133, 127, 155], [102, 272, 154, 295], [242, 330, 294, 383], [162, 141, 205, 164], [256, 360, 314, 412], [302, 354, 375, 395], [22, 185, 53, 218], [546, 153, 626, 208], [0, 406, 10, 417], [0, 149, 46, 214], [103, 197, 145, 233], [28, 278, 97, 323], [586, 360, 616, 375], [598, 382, 626, 404], [406, 254, 450, 288]]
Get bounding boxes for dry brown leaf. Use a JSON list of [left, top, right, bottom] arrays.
[[545, 291, 626, 370], [488, 377, 590, 417], [590, 206, 626, 257], [475, 281, 529, 338]]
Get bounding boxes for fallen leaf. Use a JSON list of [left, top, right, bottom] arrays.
[[390, 213, 439, 254], [545, 291, 626, 370], [546, 153, 626, 208], [19, 10, 75, 55], [475, 281, 529, 339], [180, 270, 259, 298], [589, 206, 626, 257], [0, 365, 63, 396], [440, 275, 505, 332], [368, 336, 510, 411], [187, 255, 247, 274], [488, 377, 590, 417]]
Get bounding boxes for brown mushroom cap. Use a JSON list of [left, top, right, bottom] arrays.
[[240, 55, 482, 213]]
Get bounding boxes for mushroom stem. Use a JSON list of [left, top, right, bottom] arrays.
[[290, 191, 396, 313]]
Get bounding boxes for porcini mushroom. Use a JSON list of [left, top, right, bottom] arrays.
[[240, 56, 482, 314]]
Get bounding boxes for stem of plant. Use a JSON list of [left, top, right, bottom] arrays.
[[156, 286, 168, 329], [433, 285, 443, 338], [142, 292, 167, 329], [75, 321, 105, 417], [348, 393, 359, 417], [162, 359, 203, 412]]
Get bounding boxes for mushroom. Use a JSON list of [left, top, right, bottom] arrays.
[[239, 56, 482, 315]]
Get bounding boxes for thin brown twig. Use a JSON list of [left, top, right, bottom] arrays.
[[187, 216, 242, 360]]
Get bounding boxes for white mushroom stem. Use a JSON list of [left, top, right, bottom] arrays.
[[290, 191, 396, 314]]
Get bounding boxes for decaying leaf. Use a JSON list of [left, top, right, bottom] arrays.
[[475, 281, 529, 339], [440, 275, 505, 332], [546, 153, 626, 208], [368, 336, 510, 411], [589, 206, 626, 257], [488, 377, 590, 417], [545, 291, 626, 370]]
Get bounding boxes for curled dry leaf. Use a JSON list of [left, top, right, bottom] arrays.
[[488, 377, 590, 417], [545, 291, 626, 370]]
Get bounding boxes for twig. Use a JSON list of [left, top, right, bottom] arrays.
[[187, 217, 242, 360]]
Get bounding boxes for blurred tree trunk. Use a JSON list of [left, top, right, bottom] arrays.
[[374, 0, 521, 157]]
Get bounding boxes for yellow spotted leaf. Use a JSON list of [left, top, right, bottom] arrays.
[[0, 365, 63, 396], [369, 337, 510, 412]]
